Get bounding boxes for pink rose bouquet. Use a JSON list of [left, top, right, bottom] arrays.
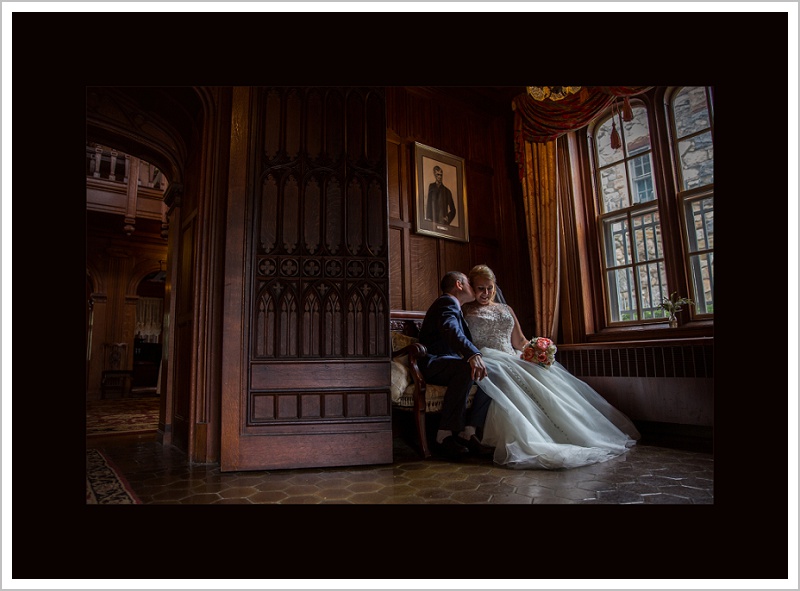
[[521, 336, 557, 369]]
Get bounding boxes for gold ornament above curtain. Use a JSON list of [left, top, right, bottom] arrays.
[[526, 86, 581, 102]]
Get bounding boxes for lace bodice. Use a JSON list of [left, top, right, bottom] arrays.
[[463, 303, 516, 355]]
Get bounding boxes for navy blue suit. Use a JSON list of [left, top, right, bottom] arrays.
[[418, 295, 491, 434]]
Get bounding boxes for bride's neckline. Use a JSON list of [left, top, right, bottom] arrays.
[[464, 301, 499, 312]]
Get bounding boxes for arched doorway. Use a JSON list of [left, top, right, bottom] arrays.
[[85, 189, 170, 441], [86, 87, 222, 462]]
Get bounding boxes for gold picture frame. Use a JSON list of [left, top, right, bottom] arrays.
[[413, 142, 468, 243]]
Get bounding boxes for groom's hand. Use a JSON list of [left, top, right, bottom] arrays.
[[468, 354, 488, 381]]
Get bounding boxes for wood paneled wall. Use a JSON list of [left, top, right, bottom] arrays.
[[86, 212, 167, 399], [386, 87, 534, 333]]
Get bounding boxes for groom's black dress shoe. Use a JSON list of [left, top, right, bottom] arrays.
[[456, 435, 493, 457], [436, 435, 469, 459]]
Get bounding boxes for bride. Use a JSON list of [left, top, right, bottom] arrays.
[[462, 264, 640, 470]]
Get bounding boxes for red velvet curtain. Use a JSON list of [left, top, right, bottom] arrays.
[[513, 86, 652, 175]]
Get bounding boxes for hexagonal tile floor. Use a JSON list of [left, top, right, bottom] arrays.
[[87, 431, 713, 504]]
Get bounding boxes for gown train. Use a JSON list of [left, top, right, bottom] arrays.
[[464, 303, 640, 470]]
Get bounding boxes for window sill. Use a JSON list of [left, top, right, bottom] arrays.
[[580, 319, 713, 346]]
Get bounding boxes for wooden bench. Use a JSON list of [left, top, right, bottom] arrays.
[[390, 312, 476, 459]]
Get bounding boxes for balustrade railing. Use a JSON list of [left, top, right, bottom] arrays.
[[87, 142, 169, 236], [86, 143, 167, 190]]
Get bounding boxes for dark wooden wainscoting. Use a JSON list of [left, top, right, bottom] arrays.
[[558, 338, 714, 430]]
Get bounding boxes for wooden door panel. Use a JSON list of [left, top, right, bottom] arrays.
[[228, 430, 392, 471], [222, 86, 391, 471]]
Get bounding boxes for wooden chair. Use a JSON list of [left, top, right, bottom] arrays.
[[101, 370, 132, 398], [390, 316, 476, 459]]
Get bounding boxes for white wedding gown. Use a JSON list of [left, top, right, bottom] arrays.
[[464, 303, 640, 470]]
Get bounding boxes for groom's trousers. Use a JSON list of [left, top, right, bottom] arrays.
[[418, 354, 491, 434]]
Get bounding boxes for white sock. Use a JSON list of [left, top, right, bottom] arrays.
[[436, 430, 452, 444], [459, 426, 476, 440]]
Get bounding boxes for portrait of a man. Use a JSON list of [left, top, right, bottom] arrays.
[[425, 164, 456, 226], [414, 143, 468, 243]]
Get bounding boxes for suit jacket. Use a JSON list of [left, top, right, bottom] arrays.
[[425, 183, 456, 225], [418, 294, 481, 362]]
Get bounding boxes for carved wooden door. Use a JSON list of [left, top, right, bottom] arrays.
[[221, 87, 392, 471]]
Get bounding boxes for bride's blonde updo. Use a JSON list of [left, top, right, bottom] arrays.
[[468, 264, 497, 302]]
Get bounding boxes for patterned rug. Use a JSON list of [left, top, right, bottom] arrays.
[[86, 448, 142, 504], [86, 397, 160, 436]]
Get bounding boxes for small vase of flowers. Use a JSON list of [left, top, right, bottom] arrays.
[[660, 292, 694, 328]]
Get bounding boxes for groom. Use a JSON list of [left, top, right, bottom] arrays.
[[417, 271, 492, 459]]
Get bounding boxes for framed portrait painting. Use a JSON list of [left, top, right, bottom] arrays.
[[413, 142, 469, 243]]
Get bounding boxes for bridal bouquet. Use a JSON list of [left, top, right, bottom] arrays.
[[521, 336, 557, 369]]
